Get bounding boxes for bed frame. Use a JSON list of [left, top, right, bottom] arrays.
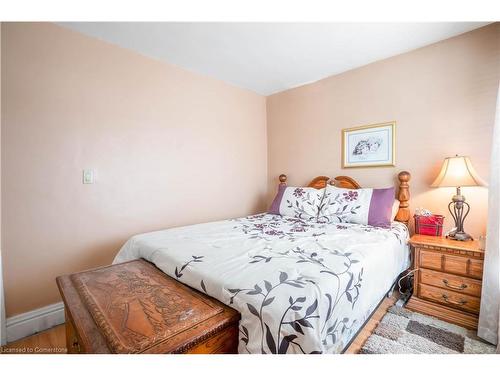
[[277, 170, 411, 225]]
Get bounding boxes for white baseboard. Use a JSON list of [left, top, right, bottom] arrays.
[[6, 302, 65, 343]]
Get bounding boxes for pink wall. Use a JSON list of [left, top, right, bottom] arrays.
[[1, 23, 267, 317], [267, 23, 499, 238]]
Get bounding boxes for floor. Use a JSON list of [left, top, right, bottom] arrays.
[[1, 294, 397, 354], [344, 294, 397, 354], [1, 324, 67, 354]]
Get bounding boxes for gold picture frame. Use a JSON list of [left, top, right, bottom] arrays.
[[342, 121, 396, 168]]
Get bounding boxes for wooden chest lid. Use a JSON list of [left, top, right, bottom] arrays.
[[61, 259, 238, 353]]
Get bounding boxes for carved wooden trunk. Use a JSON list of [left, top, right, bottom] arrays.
[[56, 259, 240, 354]]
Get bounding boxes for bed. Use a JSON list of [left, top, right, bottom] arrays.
[[113, 171, 411, 354]]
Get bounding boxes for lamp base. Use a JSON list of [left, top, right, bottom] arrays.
[[446, 230, 473, 241], [447, 187, 473, 241]]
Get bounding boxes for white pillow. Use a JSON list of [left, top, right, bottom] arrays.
[[318, 185, 395, 227], [269, 185, 325, 221]]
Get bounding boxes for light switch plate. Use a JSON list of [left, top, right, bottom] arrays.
[[83, 169, 95, 184]]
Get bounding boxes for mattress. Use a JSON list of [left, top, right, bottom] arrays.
[[113, 213, 410, 354]]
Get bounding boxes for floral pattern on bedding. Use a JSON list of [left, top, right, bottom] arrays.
[[318, 186, 395, 228], [317, 186, 365, 224], [270, 186, 325, 221], [235, 214, 326, 242], [228, 245, 364, 353], [114, 214, 410, 354]]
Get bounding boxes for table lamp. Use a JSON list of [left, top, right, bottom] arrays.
[[431, 155, 487, 241]]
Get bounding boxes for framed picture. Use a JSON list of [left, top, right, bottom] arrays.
[[342, 121, 396, 168]]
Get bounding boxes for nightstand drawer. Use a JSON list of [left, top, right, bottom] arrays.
[[418, 284, 480, 314], [419, 269, 482, 297], [419, 250, 442, 270], [468, 259, 484, 279], [419, 249, 483, 279]]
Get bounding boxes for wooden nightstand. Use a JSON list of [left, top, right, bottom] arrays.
[[406, 234, 484, 330]]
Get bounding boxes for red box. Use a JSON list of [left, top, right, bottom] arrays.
[[414, 214, 444, 236]]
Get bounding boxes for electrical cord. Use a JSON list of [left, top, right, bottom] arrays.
[[397, 268, 418, 294], [394, 239, 419, 307]]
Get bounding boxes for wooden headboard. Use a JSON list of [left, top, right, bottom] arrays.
[[277, 171, 411, 225]]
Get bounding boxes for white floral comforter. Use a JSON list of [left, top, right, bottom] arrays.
[[113, 214, 409, 354]]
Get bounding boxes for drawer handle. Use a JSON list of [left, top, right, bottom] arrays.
[[442, 279, 467, 290], [442, 294, 468, 305]]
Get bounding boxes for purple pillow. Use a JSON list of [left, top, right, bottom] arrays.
[[368, 187, 396, 227], [269, 184, 286, 215]]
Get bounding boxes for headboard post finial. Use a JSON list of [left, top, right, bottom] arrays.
[[395, 171, 411, 225], [279, 174, 287, 185]]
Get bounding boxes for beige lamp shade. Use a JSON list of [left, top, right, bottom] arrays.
[[431, 155, 487, 188]]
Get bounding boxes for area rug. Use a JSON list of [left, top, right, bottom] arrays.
[[360, 305, 496, 354]]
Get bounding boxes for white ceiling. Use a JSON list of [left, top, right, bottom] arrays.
[[59, 22, 490, 96]]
